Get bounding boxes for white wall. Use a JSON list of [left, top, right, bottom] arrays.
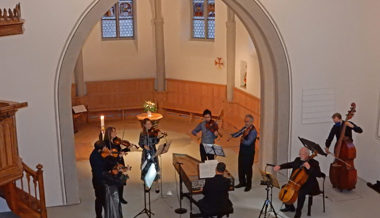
[[81, 0, 156, 81], [0, 0, 94, 211], [259, 0, 380, 181], [234, 16, 261, 97]]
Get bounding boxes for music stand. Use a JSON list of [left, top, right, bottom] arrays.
[[298, 137, 327, 156], [156, 141, 172, 198], [203, 144, 225, 157], [258, 170, 279, 218], [134, 163, 157, 218]]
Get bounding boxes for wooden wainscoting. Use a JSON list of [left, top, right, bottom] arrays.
[[71, 79, 261, 131], [223, 88, 261, 131], [72, 79, 156, 121]]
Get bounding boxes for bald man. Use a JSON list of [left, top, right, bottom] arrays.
[[274, 147, 322, 218]]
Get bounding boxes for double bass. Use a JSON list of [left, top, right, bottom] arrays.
[[329, 103, 357, 190], [278, 151, 317, 204]]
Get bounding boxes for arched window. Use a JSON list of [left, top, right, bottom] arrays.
[[101, 0, 135, 39], [192, 0, 215, 40]]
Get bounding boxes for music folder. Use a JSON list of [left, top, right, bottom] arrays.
[[259, 169, 280, 188]]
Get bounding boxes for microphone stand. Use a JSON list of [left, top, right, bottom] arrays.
[[174, 162, 187, 214]]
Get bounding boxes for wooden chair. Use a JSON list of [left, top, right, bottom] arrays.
[[306, 172, 326, 216]]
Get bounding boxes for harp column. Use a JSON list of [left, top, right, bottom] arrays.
[[226, 8, 236, 102], [153, 0, 166, 91]]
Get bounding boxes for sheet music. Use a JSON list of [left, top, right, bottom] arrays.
[[203, 144, 225, 157], [199, 160, 219, 178], [72, 105, 87, 113]]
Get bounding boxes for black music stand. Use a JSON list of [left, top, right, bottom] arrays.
[[258, 170, 279, 218], [174, 162, 187, 214], [134, 163, 157, 218], [298, 137, 327, 156]]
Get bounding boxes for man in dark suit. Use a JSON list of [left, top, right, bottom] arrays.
[[90, 140, 106, 218], [274, 147, 322, 218], [198, 162, 233, 218]]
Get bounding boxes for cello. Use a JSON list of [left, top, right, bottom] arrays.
[[329, 103, 357, 190], [278, 151, 318, 204]]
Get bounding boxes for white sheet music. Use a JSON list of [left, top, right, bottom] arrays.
[[72, 105, 87, 113], [199, 160, 219, 178]]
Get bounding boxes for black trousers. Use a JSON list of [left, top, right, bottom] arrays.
[[285, 182, 315, 214], [93, 179, 105, 218], [200, 143, 215, 162], [238, 147, 255, 187]]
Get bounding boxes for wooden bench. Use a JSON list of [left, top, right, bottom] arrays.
[[88, 106, 144, 120], [161, 105, 224, 127]]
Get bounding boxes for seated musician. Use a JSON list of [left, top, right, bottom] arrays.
[[198, 162, 233, 218], [104, 126, 130, 204], [274, 147, 322, 218], [103, 156, 129, 218]]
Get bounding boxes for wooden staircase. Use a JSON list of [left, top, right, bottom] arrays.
[[0, 100, 47, 218]]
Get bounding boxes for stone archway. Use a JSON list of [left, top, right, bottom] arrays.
[[54, 0, 291, 204]]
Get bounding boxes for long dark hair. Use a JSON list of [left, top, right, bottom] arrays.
[[104, 126, 116, 143]]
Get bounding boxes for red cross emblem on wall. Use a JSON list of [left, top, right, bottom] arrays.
[[214, 57, 224, 69]]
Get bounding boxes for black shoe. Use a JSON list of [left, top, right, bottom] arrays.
[[294, 211, 301, 218], [280, 205, 295, 212], [235, 184, 246, 188], [120, 199, 128, 204], [244, 186, 251, 192], [155, 188, 160, 194]]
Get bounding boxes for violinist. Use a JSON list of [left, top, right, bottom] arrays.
[[192, 109, 220, 162], [227, 114, 257, 192], [274, 147, 322, 218], [325, 112, 363, 154], [90, 140, 107, 218], [103, 156, 129, 218], [104, 127, 129, 204], [139, 118, 163, 193]]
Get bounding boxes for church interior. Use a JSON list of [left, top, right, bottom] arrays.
[[1, 0, 380, 218]]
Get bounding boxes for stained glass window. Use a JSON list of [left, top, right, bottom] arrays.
[[101, 0, 135, 39], [192, 0, 215, 39]]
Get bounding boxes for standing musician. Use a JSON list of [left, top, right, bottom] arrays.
[[274, 147, 322, 218], [227, 114, 257, 192], [139, 118, 164, 193], [103, 156, 130, 218], [104, 127, 130, 204], [192, 109, 221, 162], [90, 140, 107, 218], [325, 112, 363, 154]]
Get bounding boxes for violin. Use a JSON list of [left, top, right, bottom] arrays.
[[101, 147, 120, 158], [278, 151, 317, 204], [242, 125, 255, 139], [206, 120, 222, 137], [113, 137, 139, 150], [146, 128, 168, 139]]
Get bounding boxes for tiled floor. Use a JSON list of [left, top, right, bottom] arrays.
[[1, 116, 379, 218]]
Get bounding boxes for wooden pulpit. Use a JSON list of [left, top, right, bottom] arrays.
[[0, 100, 27, 186]]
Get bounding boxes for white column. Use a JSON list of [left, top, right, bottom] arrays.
[[153, 0, 166, 91], [74, 50, 86, 97], [226, 8, 236, 102]]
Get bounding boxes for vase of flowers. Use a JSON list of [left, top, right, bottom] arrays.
[[144, 101, 157, 117]]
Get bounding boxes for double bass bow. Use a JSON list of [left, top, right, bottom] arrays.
[[329, 103, 358, 190]]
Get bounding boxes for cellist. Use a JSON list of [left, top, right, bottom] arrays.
[[325, 112, 363, 154], [274, 147, 322, 218]]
